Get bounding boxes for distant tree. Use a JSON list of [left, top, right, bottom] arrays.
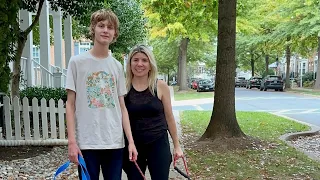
[[143, 0, 218, 90]]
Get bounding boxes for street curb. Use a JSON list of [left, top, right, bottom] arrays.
[[285, 90, 320, 98], [274, 113, 320, 161]]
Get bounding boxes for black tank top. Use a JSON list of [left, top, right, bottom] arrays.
[[125, 85, 168, 144]]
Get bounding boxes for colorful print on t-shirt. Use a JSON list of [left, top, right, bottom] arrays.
[[86, 71, 116, 108]]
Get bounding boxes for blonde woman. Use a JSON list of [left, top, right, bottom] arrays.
[[123, 45, 183, 180]]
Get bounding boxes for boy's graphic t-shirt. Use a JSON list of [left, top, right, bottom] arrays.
[[86, 71, 116, 108], [66, 51, 127, 149]]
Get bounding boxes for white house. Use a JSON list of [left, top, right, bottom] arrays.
[[278, 54, 317, 79], [13, 0, 73, 88]]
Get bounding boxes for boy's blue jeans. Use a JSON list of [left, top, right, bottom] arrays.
[[78, 148, 124, 180]]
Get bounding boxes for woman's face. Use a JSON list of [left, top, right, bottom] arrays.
[[130, 52, 151, 77]]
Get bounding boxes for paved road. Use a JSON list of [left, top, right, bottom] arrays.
[[172, 88, 320, 127]]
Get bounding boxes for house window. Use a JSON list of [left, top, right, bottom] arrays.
[[79, 47, 90, 53], [302, 62, 306, 74], [198, 66, 205, 74], [33, 46, 40, 63], [79, 41, 92, 54], [80, 42, 91, 46]]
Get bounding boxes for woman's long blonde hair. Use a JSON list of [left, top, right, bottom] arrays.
[[126, 45, 158, 96]]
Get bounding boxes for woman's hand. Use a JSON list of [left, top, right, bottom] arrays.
[[174, 145, 183, 159]]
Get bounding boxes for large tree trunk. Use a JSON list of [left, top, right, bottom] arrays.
[[11, 34, 27, 98], [177, 48, 182, 86], [265, 54, 269, 75], [315, 36, 320, 89], [200, 0, 245, 140], [178, 38, 189, 91], [285, 37, 291, 90], [250, 50, 254, 76]]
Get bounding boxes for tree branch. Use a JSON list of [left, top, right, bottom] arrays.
[[254, 54, 262, 60], [23, 0, 45, 35]]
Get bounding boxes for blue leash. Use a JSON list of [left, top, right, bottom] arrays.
[[53, 154, 90, 180]]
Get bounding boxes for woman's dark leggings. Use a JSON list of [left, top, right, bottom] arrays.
[[123, 133, 172, 180]]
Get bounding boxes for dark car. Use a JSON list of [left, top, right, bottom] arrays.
[[197, 79, 215, 92], [246, 77, 262, 89], [260, 75, 284, 91], [170, 81, 177, 86]]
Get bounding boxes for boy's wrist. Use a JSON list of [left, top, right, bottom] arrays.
[[128, 139, 134, 145], [68, 139, 77, 145]]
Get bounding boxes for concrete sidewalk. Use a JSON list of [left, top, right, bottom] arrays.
[[99, 110, 186, 180], [172, 98, 213, 106]]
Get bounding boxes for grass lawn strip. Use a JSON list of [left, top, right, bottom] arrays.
[[173, 86, 214, 101], [181, 111, 320, 179], [287, 89, 320, 96]]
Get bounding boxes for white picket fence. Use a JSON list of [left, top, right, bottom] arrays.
[[0, 96, 67, 146]]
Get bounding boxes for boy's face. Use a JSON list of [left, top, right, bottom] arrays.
[[94, 20, 115, 46]]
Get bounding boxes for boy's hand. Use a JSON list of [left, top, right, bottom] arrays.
[[68, 142, 82, 164], [128, 143, 138, 161]]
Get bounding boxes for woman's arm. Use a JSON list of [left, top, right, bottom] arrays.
[[158, 81, 181, 150]]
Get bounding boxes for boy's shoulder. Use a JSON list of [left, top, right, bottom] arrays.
[[70, 51, 90, 63], [111, 56, 122, 66], [109, 56, 123, 67]]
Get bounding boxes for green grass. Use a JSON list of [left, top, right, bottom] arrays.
[[173, 86, 214, 101], [288, 88, 320, 96], [181, 111, 320, 179]]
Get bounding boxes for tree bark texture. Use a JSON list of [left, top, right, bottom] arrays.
[[201, 0, 245, 140], [178, 38, 189, 91]]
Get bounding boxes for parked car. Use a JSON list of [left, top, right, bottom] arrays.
[[246, 77, 262, 89], [260, 75, 284, 91], [235, 77, 247, 87], [197, 79, 215, 92], [170, 81, 177, 86]]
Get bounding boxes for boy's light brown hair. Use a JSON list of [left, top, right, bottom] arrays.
[[89, 9, 120, 43]]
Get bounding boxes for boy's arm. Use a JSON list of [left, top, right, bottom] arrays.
[[66, 90, 76, 144], [119, 96, 137, 161], [66, 90, 82, 163], [65, 58, 82, 163]]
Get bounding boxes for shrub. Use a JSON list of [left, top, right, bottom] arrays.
[[302, 72, 314, 83], [20, 86, 67, 105], [303, 80, 315, 88]]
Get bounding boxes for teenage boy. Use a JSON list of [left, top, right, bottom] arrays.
[[65, 9, 137, 180]]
